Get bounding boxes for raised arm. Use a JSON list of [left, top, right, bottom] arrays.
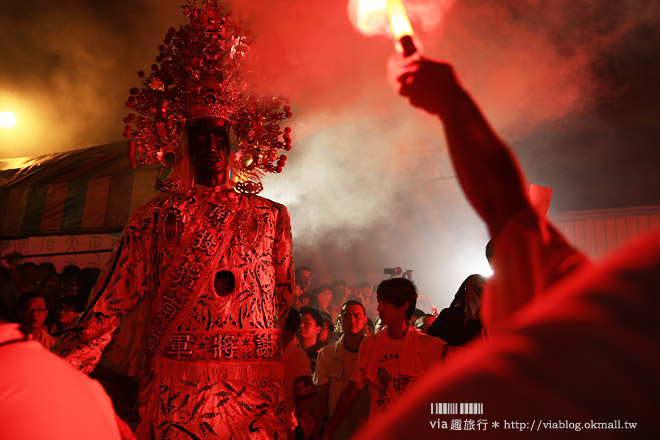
[[396, 58, 589, 329], [397, 59, 529, 237]]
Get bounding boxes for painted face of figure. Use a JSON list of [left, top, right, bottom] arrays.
[[187, 117, 230, 187], [341, 304, 367, 336], [19, 297, 48, 332]]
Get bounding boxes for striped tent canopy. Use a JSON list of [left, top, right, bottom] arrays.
[[0, 142, 159, 240]]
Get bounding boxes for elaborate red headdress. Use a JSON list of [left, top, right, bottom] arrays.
[[124, 0, 292, 194]]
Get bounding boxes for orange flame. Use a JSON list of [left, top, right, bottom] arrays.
[[351, 0, 388, 36], [350, 0, 455, 38], [351, 0, 414, 38], [386, 0, 413, 39]]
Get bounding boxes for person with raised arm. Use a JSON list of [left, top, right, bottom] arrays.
[[352, 57, 659, 439]]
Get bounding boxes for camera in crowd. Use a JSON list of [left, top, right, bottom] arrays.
[[384, 267, 413, 280]]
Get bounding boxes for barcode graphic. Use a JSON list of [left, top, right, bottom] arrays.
[[430, 403, 484, 415]]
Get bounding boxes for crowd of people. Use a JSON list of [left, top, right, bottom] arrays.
[[278, 264, 494, 439], [0, 256, 449, 349], [0, 257, 98, 349], [3, 252, 483, 440]]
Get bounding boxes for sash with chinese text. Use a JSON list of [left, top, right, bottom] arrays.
[[145, 189, 243, 365]]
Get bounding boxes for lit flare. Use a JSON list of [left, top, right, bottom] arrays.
[[0, 112, 17, 128], [355, 0, 388, 34], [387, 0, 417, 56], [352, 0, 417, 56], [386, 0, 413, 39]]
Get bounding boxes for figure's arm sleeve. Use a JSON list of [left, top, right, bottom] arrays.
[[54, 207, 155, 374], [273, 204, 294, 324]]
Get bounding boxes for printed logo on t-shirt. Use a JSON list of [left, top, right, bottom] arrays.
[[373, 354, 417, 413]]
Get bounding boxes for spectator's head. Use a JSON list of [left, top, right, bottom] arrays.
[[315, 285, 333, 311], [360, 282, 373, 299], [376, 278, 418, 323], [20, 262, 39, 286], [281, 308, 302, 348], [298, 306, 323, 348], [4, 252, 23, 269], [57, 295, 84, 326], [485, 240, 494, 267], [44, 272, 63, 297], [295, 266, 312, 291], [340, 300, 367, 336], [17, 291, 49, 333], [414, 314, 436, 334], [293, 280, 304, 298], [318, 312, 334, 344], [465, 274, 487, 321], [61, 265, 81, 290], [77, 267, 101, 300], [331, 279, 348, 301], [37, 262, 56, 285]]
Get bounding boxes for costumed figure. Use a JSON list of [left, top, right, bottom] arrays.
[[55, 1, 294, 439]]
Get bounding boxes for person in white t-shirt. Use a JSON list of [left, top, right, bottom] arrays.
[[314, 300, 370, 439], [322, 279, 446, 439]]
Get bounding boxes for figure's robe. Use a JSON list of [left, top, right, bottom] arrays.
[[56, 187, 294, 439]]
